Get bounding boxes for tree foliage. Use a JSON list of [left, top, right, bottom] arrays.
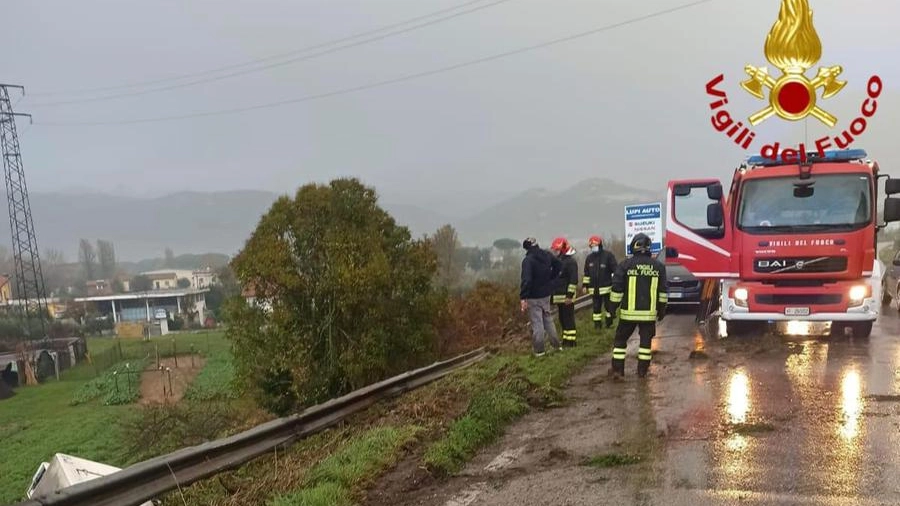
[[225, 178, 441, 415], [428, 224, 464, 292], [78, 239, 96, 280], [492, 238, 519, 251], [164, 247, 175, 268], [97, 239, 117, 280], [177, 278, 191, 289]]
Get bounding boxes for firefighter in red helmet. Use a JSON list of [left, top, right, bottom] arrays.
[[582, 234, 618, 330], [550, 237, 579, 347]]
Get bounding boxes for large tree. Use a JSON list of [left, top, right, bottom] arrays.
[[225, 178, 441, 415], [97, 240, 117, 279], [42, 248, 67, 295], [428, 224, 463, 291], [78, 239, 97, 280]]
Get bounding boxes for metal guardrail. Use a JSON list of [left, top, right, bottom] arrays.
[[550, 294, 594, 315], [13, 347, 488, 506]]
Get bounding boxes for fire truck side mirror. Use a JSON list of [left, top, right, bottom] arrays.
[[706, 203, 724, 228], [707, 183, 723, 201], [886, 178, 900, 196], [884, 197, 900, 223]]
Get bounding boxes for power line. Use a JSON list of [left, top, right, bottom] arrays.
[[26, 0, 499, 100], [36, 0, 716, 127], [28, 0, 513, 108]]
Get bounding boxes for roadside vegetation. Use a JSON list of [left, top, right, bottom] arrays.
[[4, 178, 619, 505], [0, 332, 235, 503]]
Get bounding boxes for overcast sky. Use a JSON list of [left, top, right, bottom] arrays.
[[5, 0, 899, 217]]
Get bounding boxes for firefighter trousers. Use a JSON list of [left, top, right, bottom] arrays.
[[611, 320, 656, 376], [591, 292, 614, 327], [557, 302, 577, 347]]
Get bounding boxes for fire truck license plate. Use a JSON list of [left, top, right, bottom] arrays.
[[784, 307, 810, 316]]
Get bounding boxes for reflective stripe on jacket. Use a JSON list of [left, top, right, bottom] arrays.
[[609, 254, 668, 321], [552, 254, 579, 304]]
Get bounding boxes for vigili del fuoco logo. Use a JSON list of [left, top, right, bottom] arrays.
[[705, 0, 882, 162]]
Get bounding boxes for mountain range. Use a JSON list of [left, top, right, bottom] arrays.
[[0, 178, 662, 262]]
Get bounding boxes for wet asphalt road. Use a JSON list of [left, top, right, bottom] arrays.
[[652, 308, 900, 505], [399, 308, 900, 506]]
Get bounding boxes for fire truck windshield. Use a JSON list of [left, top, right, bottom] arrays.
[[737, 173, 871, 233]]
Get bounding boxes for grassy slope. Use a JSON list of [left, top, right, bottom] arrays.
[[0, 332, 231, 504], [424, 313, 612, 474], [170, 312, 612, 505]]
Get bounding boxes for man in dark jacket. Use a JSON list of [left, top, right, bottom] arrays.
[[520, 237, 562, 356], [608, 233, 668, 378], [582, 235, 618, 330]]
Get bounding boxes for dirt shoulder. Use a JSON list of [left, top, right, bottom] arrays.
[[363, 314, 704, 506]]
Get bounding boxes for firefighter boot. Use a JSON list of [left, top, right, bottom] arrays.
[[610, 346, 626, 380], [637, 347, 652, 378]]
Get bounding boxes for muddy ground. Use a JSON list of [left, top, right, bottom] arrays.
[[363, 309, 900, 506], [139, 354, 206, 404]]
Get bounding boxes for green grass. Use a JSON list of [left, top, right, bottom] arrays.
[[583, 453, 643, 467], [728, 422, 776, 435], [184, 349, 236, 401], [268, 425, 421, 506], [0, 331, 233, 504], [0, 381, 132, 503], [423, 313, 613, 475], [71, 358, 147, 406]]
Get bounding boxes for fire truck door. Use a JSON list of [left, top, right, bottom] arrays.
[[665, 179, 736, 278]]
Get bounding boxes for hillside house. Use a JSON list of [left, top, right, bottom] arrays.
[[191, 267, 218, 289], [85, 279, 113, 297], [139, 268, 219, 290], [140, 269, 194, 290]]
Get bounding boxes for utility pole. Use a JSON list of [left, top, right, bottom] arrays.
[[0, 84, 48, 342]]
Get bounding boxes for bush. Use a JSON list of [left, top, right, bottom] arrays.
[[436, 281, 527, 357], [119, 401, 245, 462]]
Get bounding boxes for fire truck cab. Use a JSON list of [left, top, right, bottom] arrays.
[[665, 149, 900, 338]]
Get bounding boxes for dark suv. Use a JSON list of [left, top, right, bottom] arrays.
[[665, 263, 701, 305], [884, 250, 900, 311]]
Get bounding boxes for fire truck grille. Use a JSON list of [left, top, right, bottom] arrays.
[[754, 294, 843, 305], [753, 256, 848, 274]]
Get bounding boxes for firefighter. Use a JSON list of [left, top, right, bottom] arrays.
[[608, 233, 668, 378], [550, 237, 579, 347], [582, 235, 618, 330]]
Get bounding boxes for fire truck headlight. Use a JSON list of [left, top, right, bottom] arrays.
[[734, 288, 749, 307], [849, 285, 868, 306]]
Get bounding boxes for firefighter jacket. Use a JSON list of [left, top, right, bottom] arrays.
[[582, 249, 618, 295], [609, 253, 668, 321], [552, 252, 579, 304]]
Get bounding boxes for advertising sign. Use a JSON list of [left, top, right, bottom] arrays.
[[625, 203, 662, 256]]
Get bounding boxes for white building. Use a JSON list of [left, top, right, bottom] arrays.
[[74, 288, 209, 324], [139, 268, 219, 291]]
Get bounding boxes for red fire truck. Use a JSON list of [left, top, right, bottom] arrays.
[[665, 149, 900, 338]]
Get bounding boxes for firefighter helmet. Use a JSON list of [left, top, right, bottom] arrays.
[[589, 235, 602, 246], [550, 237, 569, 253], [630, 233, 652, 254]]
